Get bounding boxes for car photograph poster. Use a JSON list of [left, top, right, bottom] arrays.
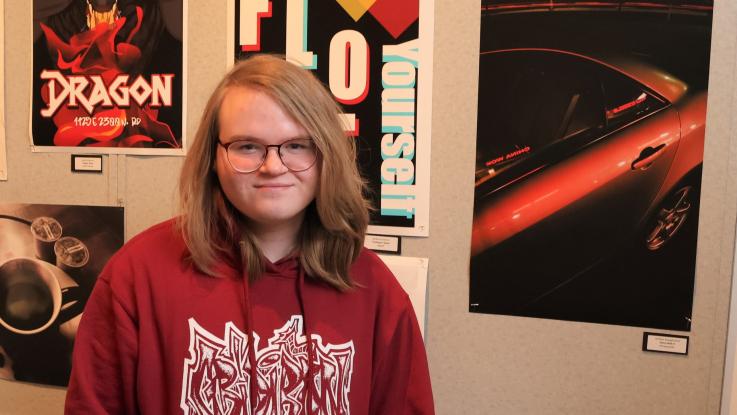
[[228, 0, 434, 236], [31, 0, 185, 155], [470, 0, 713, 330], [0, 203, 124, 386]]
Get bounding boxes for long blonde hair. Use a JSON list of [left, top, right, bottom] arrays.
[[178, 55, 370, 290]]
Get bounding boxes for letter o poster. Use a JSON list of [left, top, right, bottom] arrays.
[[230, 0, 434, 236], [31, 1, 186, 155]]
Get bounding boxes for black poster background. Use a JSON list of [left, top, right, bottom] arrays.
[[0, 204, 124, 386], [31, 0, 184, 154], [470, 1, 713, 330], [234, 1, 426, 233]]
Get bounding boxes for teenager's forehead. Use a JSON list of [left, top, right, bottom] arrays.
[[217, 86, 309, 143]]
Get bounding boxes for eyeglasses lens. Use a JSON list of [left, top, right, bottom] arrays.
[[226, 139, 317, 172]]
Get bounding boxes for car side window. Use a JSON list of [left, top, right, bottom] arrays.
[[600, 68, 666, 130], [559, 75, 605, 141], [476, 51, 605, 183]]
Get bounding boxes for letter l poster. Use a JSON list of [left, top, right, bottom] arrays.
[[229, 0, 434, 236]]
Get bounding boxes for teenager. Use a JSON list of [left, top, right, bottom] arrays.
[[65, 54, 434, 414]]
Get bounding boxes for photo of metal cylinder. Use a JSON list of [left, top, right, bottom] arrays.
[[53, 237, 89, 276], [29, 217, 62, 263]]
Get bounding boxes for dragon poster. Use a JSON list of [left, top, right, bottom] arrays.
[[31, 0, 185, 155]]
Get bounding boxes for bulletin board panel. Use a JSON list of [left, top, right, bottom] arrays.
[[0, 1, 736, 414]]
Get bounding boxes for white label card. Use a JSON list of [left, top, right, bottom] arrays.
[[71, 155, 103, 173], [643, 332, 689, 355], [364, 234, 401, 254]]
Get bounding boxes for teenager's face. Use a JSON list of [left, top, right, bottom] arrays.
[[215, 86, 319, 230]]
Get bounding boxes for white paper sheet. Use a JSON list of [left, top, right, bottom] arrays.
[[378, 255, 429, 338]]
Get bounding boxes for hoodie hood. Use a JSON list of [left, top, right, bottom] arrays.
[[263, 253, 300, 278]]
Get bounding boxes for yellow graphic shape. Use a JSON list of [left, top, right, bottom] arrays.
[[335, 0, 377, 22]]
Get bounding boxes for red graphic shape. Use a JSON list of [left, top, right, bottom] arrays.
[[368, 0, 419, 39], [241, 1, 273, 52], [54, 108, 126, 146]]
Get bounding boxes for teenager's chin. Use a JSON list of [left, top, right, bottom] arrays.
[[241, 209, 306, 229]]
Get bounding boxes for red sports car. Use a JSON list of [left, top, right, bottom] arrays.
[[470, 48, 706, 313]]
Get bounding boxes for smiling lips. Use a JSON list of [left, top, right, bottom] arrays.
[[254, 183, 293, 189]]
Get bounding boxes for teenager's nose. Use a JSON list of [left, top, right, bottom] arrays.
[[259, 147, 287, 174]]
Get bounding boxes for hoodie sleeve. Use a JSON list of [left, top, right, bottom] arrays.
[[370, 294, 435, 415], [64, 264, 139, 414]]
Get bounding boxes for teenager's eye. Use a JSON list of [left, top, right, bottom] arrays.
[[286, 143, 306, 150], [231, 142, 262, 154], [284, 140, 313, 152]]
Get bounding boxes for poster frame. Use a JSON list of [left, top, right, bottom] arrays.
[[28, 1, 189, 156]]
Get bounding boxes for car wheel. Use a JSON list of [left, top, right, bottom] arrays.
[[645, 185, 694, 251]]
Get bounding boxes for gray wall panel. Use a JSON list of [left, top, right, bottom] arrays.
[[0, 1, 735, 414]]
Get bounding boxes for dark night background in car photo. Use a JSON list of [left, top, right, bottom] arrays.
[[470, 0, 713, 330]]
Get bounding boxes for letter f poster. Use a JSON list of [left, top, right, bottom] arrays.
[[31, 1, 185, 155], [229, 1, 434, 236]]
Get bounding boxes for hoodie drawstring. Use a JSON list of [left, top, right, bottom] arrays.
[[240, 264, 259, 414], [297, 266, 316, 415], [240, 254, 315, 415]]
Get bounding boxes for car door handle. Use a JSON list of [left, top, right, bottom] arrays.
[[631, 144, 666, 170]]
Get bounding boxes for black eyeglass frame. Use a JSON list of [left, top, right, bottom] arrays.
[[217, 138, 319, 173]]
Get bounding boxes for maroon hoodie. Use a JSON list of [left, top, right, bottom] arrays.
[[65, 219, 434, 414]]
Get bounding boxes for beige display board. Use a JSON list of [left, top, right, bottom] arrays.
[[720, 219, 737, 414], [0, 0, 6, 181], [1, 1, 737, 415]]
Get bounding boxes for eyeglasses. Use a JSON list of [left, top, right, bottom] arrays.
[[218, 138, 318, 173]]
